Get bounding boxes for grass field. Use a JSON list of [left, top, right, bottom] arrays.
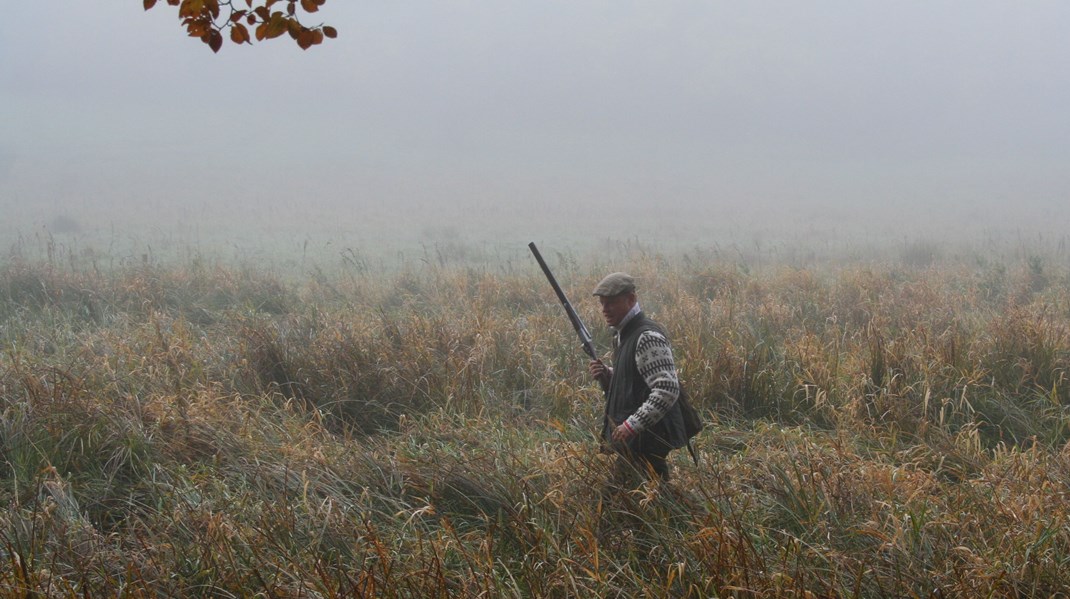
[[2, 236, 1069, 597]]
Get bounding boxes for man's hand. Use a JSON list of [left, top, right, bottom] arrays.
[[611, 421, 637, 443], [588, 359, 612, 388]]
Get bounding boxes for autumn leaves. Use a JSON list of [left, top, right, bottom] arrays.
[[144, 0, 337, 52]]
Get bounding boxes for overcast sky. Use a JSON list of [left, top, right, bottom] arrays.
[[2, 1, 1068, 253]]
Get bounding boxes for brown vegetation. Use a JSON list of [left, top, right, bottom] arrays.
[[1, 244, 1069, 596]]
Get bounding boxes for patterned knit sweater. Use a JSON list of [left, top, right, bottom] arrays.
[[613, 306, 681, 433]]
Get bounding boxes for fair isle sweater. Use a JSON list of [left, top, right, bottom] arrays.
[[613, 304, 681, 433]]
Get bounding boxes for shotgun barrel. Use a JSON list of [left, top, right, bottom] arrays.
[[528, 242, 598, 360]]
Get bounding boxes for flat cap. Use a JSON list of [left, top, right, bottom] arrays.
[[592, 272, 636, 296]]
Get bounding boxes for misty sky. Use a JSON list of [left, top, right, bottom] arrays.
[[2, 2, 1069, 252]]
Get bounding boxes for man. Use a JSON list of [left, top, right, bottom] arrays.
[[588, 272, 688, 484]]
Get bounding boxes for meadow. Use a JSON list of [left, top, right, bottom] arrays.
[[2, 233, 1070, 597]]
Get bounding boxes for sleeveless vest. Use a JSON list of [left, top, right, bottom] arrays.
[[603, 313, 688, 454]]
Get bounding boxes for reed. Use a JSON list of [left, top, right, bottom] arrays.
[[1, 246, 1068, 596]]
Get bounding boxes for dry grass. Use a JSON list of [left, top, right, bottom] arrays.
[[1, 243, 1069, 597]]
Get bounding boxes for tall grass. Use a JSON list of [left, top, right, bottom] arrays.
[[1, 244, 1069, 596]]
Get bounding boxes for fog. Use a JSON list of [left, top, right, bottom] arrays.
[[2, 2, 1069, 261]]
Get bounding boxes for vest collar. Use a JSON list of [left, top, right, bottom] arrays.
[[613, 306, 645, 338]]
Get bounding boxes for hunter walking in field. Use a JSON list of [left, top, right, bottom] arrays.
[[588, 272, 689, 487]]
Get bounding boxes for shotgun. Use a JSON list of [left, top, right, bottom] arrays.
[[528, 242, 597, 361]]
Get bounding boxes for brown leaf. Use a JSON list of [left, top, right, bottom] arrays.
[[300, 0, 318, 13], [179, 0, 205, 19], [322, 25, 337, 39], [186, 20, 208, 38], [296, 29, 314, 50], [255, 22, 267, 41], [230, 23, 251, 44], [144, 0, 158, 10], [264, 13, 288, 39], [208, 30, 223, 53]]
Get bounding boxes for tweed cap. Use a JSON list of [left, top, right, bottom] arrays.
[[592, 272, 636, 297]]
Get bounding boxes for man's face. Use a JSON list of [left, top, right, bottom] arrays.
[[599, 292, 636, 328]]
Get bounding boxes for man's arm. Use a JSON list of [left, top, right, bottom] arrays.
[[622, 330, 680, 434]]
